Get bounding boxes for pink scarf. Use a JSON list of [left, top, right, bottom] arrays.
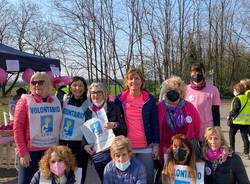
[[205, 148, 227, 162], [91, 104, 104, 112], [190, 81, 206, 90]]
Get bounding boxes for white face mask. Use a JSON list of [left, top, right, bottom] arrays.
[[233, 91, 238, 97], [92, 100, 105, 107], [115, 160, 131, 171]]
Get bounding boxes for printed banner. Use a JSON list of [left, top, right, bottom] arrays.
[[174, 162, 205, 184], [81, 117, 115, 153]]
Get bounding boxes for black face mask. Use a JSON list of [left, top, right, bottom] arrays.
[[173, 147, 188, 162], [166, 90, 180, 102], [191, 73, 204, 83]]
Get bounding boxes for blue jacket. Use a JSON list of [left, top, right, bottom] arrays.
[[114, 90, 159, 145], [103, 157, 147, 184]]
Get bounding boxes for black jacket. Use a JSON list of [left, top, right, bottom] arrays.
[[30, 170, 76, 184], [205, 153, 249, 184]]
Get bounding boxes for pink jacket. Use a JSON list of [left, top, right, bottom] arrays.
[[14, 93, 55, 157], [157, 100, 201, 162]]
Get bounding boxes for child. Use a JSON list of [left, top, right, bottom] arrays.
[[30, 145, 82, 184], [227, 82, 250, 159], [103, 135, 146, 184]]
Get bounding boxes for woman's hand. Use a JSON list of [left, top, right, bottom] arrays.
[[84, 144, 95, 155], [152, 144, 159, 160], [20, 154, 32, 168], [103, 122, 117, 129]]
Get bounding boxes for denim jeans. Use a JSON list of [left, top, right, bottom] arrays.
[[18, 150, 45, 184], [134, 152, 154, 184]]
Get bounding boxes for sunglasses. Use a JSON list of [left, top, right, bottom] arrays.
[[31, 80, 45, 86]]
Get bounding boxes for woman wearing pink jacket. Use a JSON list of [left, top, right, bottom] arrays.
[[14, 72, 62, 184], [158, 76, 201, 163]]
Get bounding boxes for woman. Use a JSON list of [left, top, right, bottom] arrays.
[[162, 134, 198, 184], [185, 63, 221, 140], [203, 127, 249, 184], [14, 72, 62, 184], [115, 68, 159, 184], [30, 145, 80, 184], [59, 76, 90, 184], [83, 82, 127, 181], [158, 76, 200, 163]]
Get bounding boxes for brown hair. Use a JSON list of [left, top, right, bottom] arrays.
[[233, 82, 246, 95], [68, 76, 88, 99], [39, 145, 77, 179], [110, 135, 132, 159], [123, 68, 145, 90], [240, 78, 250, 90], [162, 134, 196, 183], [191, 63, 205, 73]]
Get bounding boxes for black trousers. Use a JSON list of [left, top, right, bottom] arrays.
[[229, 124, 250, 154]]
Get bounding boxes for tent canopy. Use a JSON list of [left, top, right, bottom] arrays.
[[0, 43, 60, 72]]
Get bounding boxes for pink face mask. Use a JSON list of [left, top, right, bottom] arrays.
[[50, 161, 66, 176]]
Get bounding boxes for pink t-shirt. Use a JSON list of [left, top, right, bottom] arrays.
[[186, 82, 221, 139], [124, 94, 147, 148]]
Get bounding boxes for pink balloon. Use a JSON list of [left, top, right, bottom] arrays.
[[46, 71, 54, 81], [22, 68, 34, 83], [60, 76, 71, 85], [0, 68, 7, 83]]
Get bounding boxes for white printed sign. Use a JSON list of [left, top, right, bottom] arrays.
[[6, 60, 20, 71], [174, 162, 205, 184], [81, 117, 115, 153]]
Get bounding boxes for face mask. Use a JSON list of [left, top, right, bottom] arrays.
[[191, 73, 204, 83], [166, 90, 180, 102], [50, 161, 66, 176], [93, 100, 105, 107], [173, 148, 188, 162], [115, 160, 131, 171]]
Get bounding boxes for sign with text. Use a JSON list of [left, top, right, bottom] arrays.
[[174, 162, 205, 184]]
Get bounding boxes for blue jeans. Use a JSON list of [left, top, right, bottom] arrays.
[[134, 153, 154, 184], [18, 150, 45, 184]]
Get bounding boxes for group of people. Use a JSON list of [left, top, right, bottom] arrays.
[[12, 62, 250, 184]]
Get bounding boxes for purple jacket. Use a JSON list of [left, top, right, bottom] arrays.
[[103, 157, 146, 184]]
